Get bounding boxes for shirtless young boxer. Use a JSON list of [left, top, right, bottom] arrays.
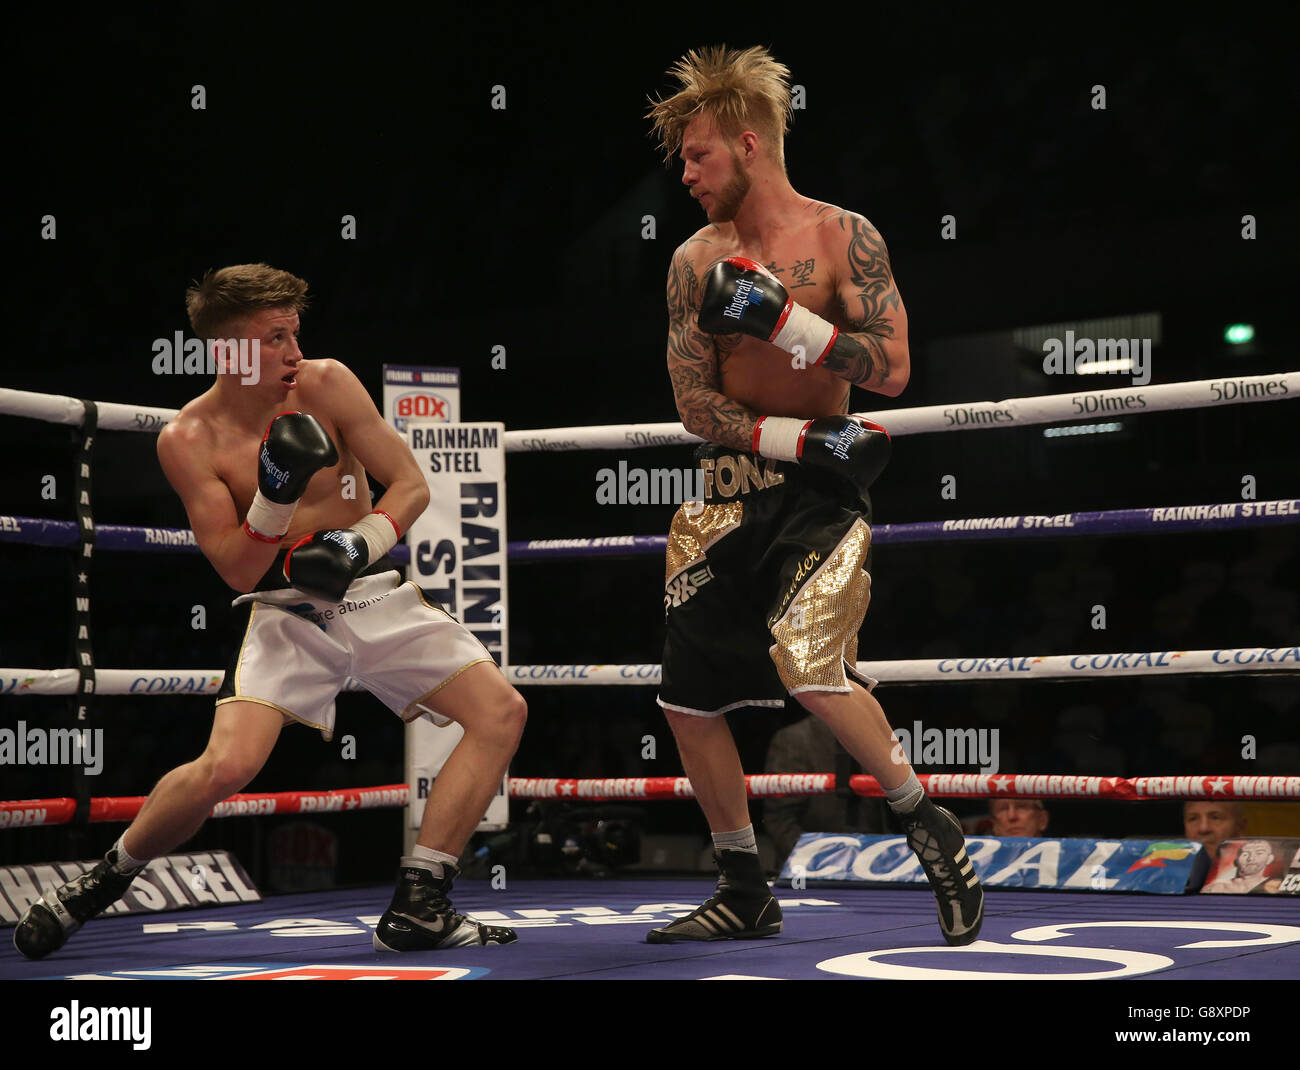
[[644, 46, 983, 945], [15, 264, 524, 958]]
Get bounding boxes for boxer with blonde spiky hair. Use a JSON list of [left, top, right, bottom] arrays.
[[645, 45, 983, 947]]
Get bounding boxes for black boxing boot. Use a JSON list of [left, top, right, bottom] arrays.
[[646, 849, 782, 943], [899, 795, 984, 946], [373, 859, 516, 951], [14, 848, 143, 960]]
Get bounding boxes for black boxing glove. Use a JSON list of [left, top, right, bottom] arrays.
[[283, 511, 401, 602], [698, 256, 838, 364], [753, 415, 890, 493], [284, 529, 368, 602], [243, 412, 339, 543]]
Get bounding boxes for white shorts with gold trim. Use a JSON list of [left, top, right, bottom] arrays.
[[215, 571, 495, 740]]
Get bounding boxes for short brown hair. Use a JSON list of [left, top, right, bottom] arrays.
[[185, 263, 309, 341], [646, 45, 793, 164]]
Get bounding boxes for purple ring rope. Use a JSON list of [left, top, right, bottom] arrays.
[[2, 500, 1296, 561]]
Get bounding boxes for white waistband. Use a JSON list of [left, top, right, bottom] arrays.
[[231, 570, 402, 609]]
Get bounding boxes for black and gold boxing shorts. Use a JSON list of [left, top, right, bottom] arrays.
[[658, 445, 878, 717]]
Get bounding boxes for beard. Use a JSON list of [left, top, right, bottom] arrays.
[[705, 153, 751, 222]]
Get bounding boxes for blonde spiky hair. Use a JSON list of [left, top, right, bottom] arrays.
[[646, 45, 794, 165]]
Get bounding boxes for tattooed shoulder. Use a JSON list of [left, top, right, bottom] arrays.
[[670, 233, 718, 294], [833, 213, 897, 326], [833, 212, 893, 268]]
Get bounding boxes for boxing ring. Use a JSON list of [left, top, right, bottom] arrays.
[[2, 373, 1299, 987], [2, 882, 1298, 982]]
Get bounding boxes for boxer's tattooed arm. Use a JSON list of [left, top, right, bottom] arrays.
[[822, 327, 890, 390], [666, 245, 758, 451], [818, 212, 907, 393]]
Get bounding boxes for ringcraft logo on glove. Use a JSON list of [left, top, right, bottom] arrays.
[[825, 421, 865, 462], [722, 278, 765, 321], [321, 530, 361, 560], [258, 447, 294, 492]]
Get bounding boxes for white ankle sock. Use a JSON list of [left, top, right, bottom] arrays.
[[111, 835, 145, 874], [405, 845, 459, 877], [885, 771, 925, 814], [712, 825, 758, 854]]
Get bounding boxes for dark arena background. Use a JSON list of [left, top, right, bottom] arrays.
[[3, 7, 1297, 1043]]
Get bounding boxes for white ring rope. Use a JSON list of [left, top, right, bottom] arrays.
[[2, 647, 1295, 697], [4, 377, 1292, 702], [2, 372, 1295, 445]]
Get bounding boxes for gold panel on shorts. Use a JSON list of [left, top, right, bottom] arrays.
[[664, 501, 744, 581], [769, 519, 872, 691]]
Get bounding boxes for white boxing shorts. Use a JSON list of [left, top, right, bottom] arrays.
[[215, 570, 496, 740]]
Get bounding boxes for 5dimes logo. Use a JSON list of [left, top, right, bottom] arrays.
[[942, 406, 1013, 427], [1209, 378, 1288, 402], [1071, 393, 1146, 415]]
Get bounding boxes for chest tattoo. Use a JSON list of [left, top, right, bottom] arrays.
[[763, 257, 817, 289]]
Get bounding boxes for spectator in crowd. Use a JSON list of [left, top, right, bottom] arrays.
[[990, 797, 1050, 838], [1183, 800, 1246, 858]]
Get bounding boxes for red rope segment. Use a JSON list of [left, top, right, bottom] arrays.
[[0, 784, 410, 829], [6, 775, 1298, 829]]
